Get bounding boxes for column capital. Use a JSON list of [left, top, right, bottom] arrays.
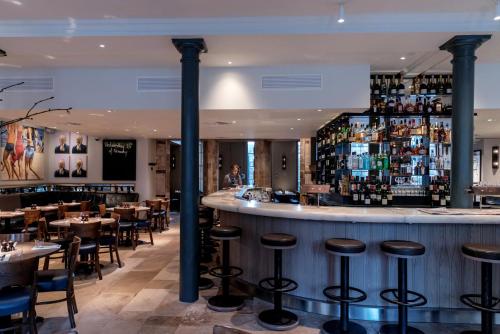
[[439, 34, 491, 54], [172, 38, 208, 54]]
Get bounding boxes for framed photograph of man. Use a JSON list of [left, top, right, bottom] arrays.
[[54, 132, 70, 154], [71, 156, 88, 178], [53, 155, 70, 178], [70, 133, 88, 154]]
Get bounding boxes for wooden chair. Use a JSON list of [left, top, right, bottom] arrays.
[[70, 222, 102, 280], [98, 203, 107, 217], [0, 257, 39, 333], [23, 209, 41, 235], [64, 212, 82, 219], [163, 199, 171, 229], [38, 218, 74, 270], [146, 200, 165, 231], [80, 200, 91, 212], [58, 204, 71, 220], [114, 208, 137, 250], [99, 213, 122, 268], [36, 236, 81, 328]]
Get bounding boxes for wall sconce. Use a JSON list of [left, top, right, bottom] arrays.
[[281, 154, 287, 170], [493, 146, 499, 170], [170, 155, 176, 169], [218, 155, 223, 169]]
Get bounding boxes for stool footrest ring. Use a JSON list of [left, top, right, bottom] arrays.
[[380, 288, 427, 307], [208, 266, 243, 279], [460, 294, 500, 313], [323, 285, 367, 304], [258, 277, 298, 293]]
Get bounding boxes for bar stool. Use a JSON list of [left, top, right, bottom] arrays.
[[379, 240, 427, 334], [258, 233, 299, 331], [323, 238, 367, 334], [460, 243, 500, 334], [199, 218, 214, 290], [208, 226, 244, 312]]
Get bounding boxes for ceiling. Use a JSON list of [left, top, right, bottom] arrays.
[[0, 0, 499, 138]]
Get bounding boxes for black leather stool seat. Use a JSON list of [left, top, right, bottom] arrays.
[[199, 217, 211, 228], [211, 226, 241, 239], [325, 238, 366, 254], [381, 240, 425, 257], [261, 233, 296, 248], [462, 243, 500, 262]]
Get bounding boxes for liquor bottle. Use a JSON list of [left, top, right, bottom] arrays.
[[364, 183, 371, 205], [425, 98, 434, 114], [370, 76, 374, 96], [387, 185, 393, 204], [429, 75, 437, 95], [434, 98, 443, 113], [445, 76, 453, 95], [413, 76, 420, 96], [396, 97, 404, 113], [419, 76, 428, 95], [416, 97, 424, 113], [437, 75, 445, 95], [380, 75, 387, 96], [373, 75, 380, 96], [389, 75, 397, 95], [397, 75, 406, 96], [386, 97, 396, 113]]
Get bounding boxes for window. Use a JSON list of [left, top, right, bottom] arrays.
[[247, 141, 255, 186]]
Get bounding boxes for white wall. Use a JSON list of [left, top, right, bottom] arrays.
[[476, 139, 500, 185]]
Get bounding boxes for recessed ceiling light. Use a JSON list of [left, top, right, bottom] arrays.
[[99, 44, 106, 48], [124, 129, 130, 132], [75, 131, 79, 134], [107, 110, 112, 113], [45, 55, 55, 60], [153, 129, 158, 132], [317, 109, 323, 112], [488, 118, 494, 122], [495, 0, 500, 20], [168, 135, 173, 138], [2, 0, 23, 6], [297, 118, 302, 121], [337, 3, 345, 23], [232, 120, 237, 124], [227, 61, 233, 65], [400, 56, 406, 60], [290, 127, 294, 130]]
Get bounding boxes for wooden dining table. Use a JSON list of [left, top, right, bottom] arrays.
[[0, 211, 25, 232], [106, 206, 150, 213], [49, 217, 115, 228], [0, 241, 60, 264], [20, 205, 58, 213]]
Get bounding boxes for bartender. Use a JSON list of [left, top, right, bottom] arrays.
[[223, 163, 243, 188]]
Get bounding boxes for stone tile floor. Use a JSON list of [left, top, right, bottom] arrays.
[[35, 216, 498, 334]]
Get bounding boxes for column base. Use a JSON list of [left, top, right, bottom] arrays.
[[379, 324, 425, 334], [257, 309, 299, 331], [322, 319, 366, 334]]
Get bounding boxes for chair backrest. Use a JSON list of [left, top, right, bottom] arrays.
[[37, 218, 49, 241], [98, 203, 107, 216], [0, 256, 39, 289], [24, 209, 41, 227], [64, 212, 82, 219], [213, 326, 251, 334], [58, 204, 70, 219], [70, 221, 101, 240], [67, 236, 81, 275], [80, 200, 91, 212], [110, 212, 120, 223], [0, 233, 31, 243], [113, 208, 135, 221], [146, 200, 161, 211]]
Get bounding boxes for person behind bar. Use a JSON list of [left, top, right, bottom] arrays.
[[223, 163, 243, 188]]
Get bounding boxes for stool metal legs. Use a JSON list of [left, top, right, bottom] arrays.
[[258, 249, 299, 331]]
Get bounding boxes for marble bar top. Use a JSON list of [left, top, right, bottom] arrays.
[[202, 190, 500, 225]]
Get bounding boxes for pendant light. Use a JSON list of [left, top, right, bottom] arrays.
[[337, 2, 345, 23]]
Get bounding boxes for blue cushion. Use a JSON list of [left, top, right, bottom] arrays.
[[135, 220, 150, 228], [0, 287, 31, 316], [99, 235, 116, 246], [79, 242, 97, 254], [37, 269, 69, 292], [119, 222, 134, 230]]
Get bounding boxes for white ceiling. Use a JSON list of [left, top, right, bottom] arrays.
[[0, 0, 500, 138]]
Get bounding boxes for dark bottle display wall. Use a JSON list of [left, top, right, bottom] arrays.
[[316, 72, 452, 207]]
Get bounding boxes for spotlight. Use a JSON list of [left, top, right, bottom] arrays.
[[337, 2, 345, 23], [495, 0, 500, 20]]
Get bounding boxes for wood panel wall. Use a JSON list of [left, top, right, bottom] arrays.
[[155, 140, 170, 198], [221, 210, 500, 309], [203, 139, 219, 195], [254, 140, 271, 187]]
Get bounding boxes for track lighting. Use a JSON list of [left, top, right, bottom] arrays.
[[337, 2, 345, 23]]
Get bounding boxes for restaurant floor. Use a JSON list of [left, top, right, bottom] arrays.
[[36, 215, 498, 334]]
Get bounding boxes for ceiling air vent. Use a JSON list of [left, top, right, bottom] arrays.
[[261, 74, 322, 90], [0, 77, 53, 91], [137, 77, 181, 92]]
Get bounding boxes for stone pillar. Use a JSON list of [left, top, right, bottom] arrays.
[[203, 139, 218, 195], [254, 140, 271, 187], [172, 38, 207, 303], [440, 35, 491, 208]]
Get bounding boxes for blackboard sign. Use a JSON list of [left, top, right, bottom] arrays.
[[102, 140, 136, 180]]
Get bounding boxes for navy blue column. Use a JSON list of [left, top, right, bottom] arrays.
[[439, 35, 490, 208], [172, 38, 207, 302]]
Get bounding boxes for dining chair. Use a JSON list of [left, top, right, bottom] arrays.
[[58, 204, 71, 220], [146, 200, 165, 231], [99, 213, 122, 268], [97, 203, 109, 218], [70, 222, 102, 280], [80, 200, 91, 212], [38, 218, 74, 270], [23, 209, 41, 235], [0, 257, 39, 334], [36, 236, 81, 329], [113, 208, 137, 250]]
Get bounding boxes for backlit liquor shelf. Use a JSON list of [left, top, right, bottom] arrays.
[[316, 72, 453, 207]]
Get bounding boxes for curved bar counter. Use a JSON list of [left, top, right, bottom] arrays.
[[202, 190, 500, 324]]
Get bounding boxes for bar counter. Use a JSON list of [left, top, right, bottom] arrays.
[[202, 190, 500, 324]]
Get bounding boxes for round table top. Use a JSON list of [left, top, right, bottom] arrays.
[[0, 242, 60, 263], [49, 217, 115, 228], [106, 206, 150, 212], [0, 211, 25, 219], [21, 205, 58, 212]]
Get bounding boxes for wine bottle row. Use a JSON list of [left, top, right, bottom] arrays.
[[371, 73, 453, 97]]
